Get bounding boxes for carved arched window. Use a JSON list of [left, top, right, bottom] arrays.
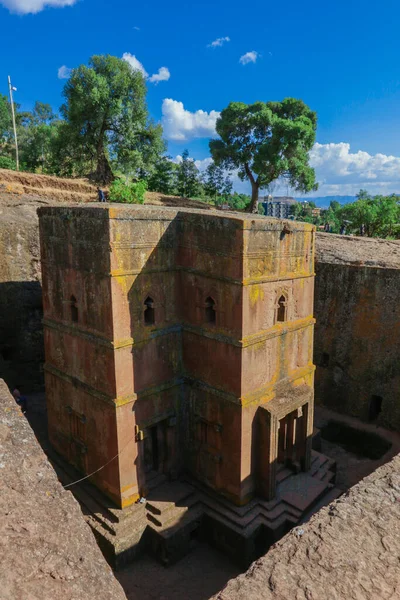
[[276, 294, 287, 323], [70, 295, 78, 323], [144, 296, 155, 325], [205, 297, 216, 324]]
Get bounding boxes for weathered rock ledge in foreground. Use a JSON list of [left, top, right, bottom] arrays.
[[0, 379, 127, 600], [214, 454, 400, 600]]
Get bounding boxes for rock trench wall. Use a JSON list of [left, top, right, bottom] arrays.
[[314, 234, 400, 430], [0, 201, 44, 391]]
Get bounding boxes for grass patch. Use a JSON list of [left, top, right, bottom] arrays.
[[320, 420, 391, 459]]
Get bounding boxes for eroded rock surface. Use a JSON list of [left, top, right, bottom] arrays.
[[215, 454, 400, 600], [316, 231, 400, 269], [0, 378, 127, 600]]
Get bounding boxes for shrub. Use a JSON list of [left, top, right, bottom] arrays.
[[109, 178, 147, 204], [0, 156, 17, 171]]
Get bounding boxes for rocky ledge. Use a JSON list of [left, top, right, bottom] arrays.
[[0, 378, 127, 600]]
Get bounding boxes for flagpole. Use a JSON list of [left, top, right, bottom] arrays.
[[8, 75, 19, 171]]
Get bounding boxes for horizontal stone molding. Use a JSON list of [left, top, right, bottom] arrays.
[[43, 315, 315, 351], [44, 362, 185, 407], [44, 361, 314, 410]]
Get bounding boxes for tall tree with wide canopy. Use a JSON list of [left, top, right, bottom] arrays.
[[61, 55, 164, 183], [210, 98, 318, 213]]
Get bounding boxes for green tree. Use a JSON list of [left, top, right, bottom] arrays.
[[0, 94, 11, 140], [340, 192, 400, 238], [202, 162, 233, 204], [374, 195, 400, 237], [329, 199, 341, 212], [176, 149, 201, 197], [0, 94, 13, 159], [46, 121, 86, 177], [209, 98, 318, 213], [290, 202, 304, 219], [18, 102, 60, 172], [61, 54, 164, 183], [226, 192, 251, 210], [147, 156, 178, 194], [356, 189, 370, 201]]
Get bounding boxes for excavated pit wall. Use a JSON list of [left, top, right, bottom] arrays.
[[314, 233, 400, 430], [0, 198, 44, 391]]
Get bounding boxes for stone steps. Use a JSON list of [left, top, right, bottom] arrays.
[[47, 445, 339, 569], [276, 466, 293, 484], [147, 504, 204, 539]]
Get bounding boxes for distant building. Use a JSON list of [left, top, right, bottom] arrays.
[[261, 196, 298, 219]]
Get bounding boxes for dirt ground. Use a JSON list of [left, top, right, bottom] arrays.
[[116, 543, 240, 600]]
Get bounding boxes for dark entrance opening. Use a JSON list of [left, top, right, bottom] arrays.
[[70, 295, 78, 323], [277, 408, 305, 472], [368, 395, 383, 422], [144, 296, 155, 325], [277, 295, 287, 322], [205, 297, 216, 324]]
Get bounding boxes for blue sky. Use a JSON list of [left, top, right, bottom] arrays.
[[1, 0, 400, 196]]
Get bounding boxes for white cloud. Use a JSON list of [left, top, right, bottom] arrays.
[[122, 53, 170, 84], [239, 51, 259, 65], [171, 142, 400, 197], [122, 53, 148, 78], [194, 157, 213, 171], [149, 67, 170, 84], [162, 99, 220, 141], [58, 65, 71, 79], [0, 0, 76, 13], [208, 36, 230, 48], [308, 142, 400, 196]]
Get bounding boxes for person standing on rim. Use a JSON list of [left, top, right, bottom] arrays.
[[97, 187, 106, 202]]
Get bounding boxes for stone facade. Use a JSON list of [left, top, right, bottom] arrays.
[[39, 205, 316, 511]]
